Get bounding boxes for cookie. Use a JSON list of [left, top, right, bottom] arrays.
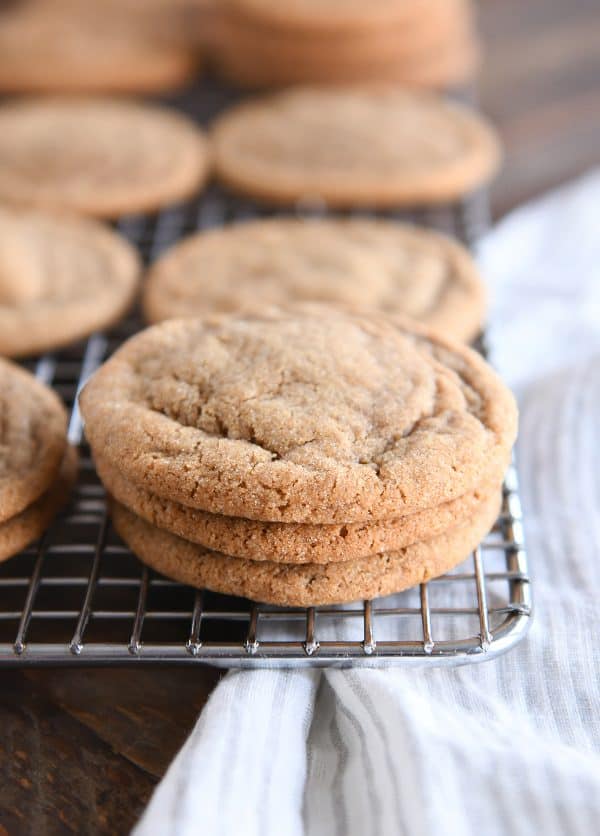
[[0, 359, 68, 523], [80, 308, 517, 524], [44, 0, 214, 49], [378, 40, 479, 89], [226, 0, 460, 34], [110, 490, 501, 606], [214, 0, 477, 89], [0, 207, 141, 357], [0, 5, 200, 94], [211, 87, 500, 208], [0, 98, 210, 218], [142, 218, 485, 342], [96, 453, 500, 563], [215, 33, 478, 91], [0, 446, 78, 563]]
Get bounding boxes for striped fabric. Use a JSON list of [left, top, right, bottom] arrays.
[[135, 171, 600, 836]]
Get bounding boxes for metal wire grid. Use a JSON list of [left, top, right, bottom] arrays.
[[0, 81, 530, 666], [0, 187, 531, 668]]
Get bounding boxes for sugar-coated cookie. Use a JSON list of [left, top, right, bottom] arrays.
[[80, 308, 517, 524], [0, 207, 140, 357], [0, 98, 210, 218]]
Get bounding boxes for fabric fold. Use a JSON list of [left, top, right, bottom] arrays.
[[134, 170, 600, 836]]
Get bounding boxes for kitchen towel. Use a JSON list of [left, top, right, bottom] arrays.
[[135, 170, 600, 836]]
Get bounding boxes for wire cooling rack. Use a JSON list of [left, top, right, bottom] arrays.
[[0, 85, 531, 668]]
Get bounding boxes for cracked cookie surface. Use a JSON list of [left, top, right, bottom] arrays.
[[143, 218, 485, 342], [81, 308, 517, 523], [0, 207, 140, 357], [0, 358, 68, 522], [211, 87, 500, 208], [111, 491, 501, 606]]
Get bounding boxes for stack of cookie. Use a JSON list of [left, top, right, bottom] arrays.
[[213, 0, 480, 89], [142, 217, 486, 343], [0, 360, 77, 565], [80, 307, 517, 607]]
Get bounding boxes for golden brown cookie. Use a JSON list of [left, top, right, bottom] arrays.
[[0, 5, 200, 94], [41, 0, 215, 49], [0, 359, 68, 523], [214, 0, 477, 89], [211, 87, 500, 208], [0, 208, 141, 357], [110, 490, 501, 606], [143, 218, 485, 342], [214, 39, 479, 91], [226, 0, 459, 34], [96, 453, 500, 563], [80, 308, 517, 524], [0, 447, 78, 563], [214, 31, 478, 90], [0, 98, 210, 218]]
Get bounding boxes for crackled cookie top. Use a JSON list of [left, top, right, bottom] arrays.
[[0, 359, 68, 522], [143, 218, 484, 342], [0, 98, 209, 217], [211, 87, 500, 208], [0, 207, 140, 357], [81, 308, 517, 523]]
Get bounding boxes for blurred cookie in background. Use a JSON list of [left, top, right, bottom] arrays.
[[0, 0, 210, 94], [143, 217, 486, 343], [42, 0, 219, 50], [222, 0, 466, 32], [0, 207, 141, 357], [0, 97, 210, 216], [211, 86, 500, 208], [212, 0, 479, 89]]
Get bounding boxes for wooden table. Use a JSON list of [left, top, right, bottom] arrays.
[[2, 1, 600, 832]]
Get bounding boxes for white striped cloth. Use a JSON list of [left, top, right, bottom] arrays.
[[135, 171, 600, 836]]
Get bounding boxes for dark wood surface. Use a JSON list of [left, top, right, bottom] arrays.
[[2, 2, 600, 833], [481, 0, 600, 217]]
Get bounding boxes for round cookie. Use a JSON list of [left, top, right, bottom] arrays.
[[0, 359, 68, 523], [0, 98, 210, 218], [226, 0, 461, 33], [0, 447, 78, 563], [80, 308, 517, 524], [215, 0, 476, 88], [210, 87, 501, 208], [96, 453, 501, 563], [0, 207, 141, 357], [0, 8, 200, 95], [215, 32, 478, 90], [110, 491, 501, 606], [44, 0, 213, 49], [143, 218, 485, 342]]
